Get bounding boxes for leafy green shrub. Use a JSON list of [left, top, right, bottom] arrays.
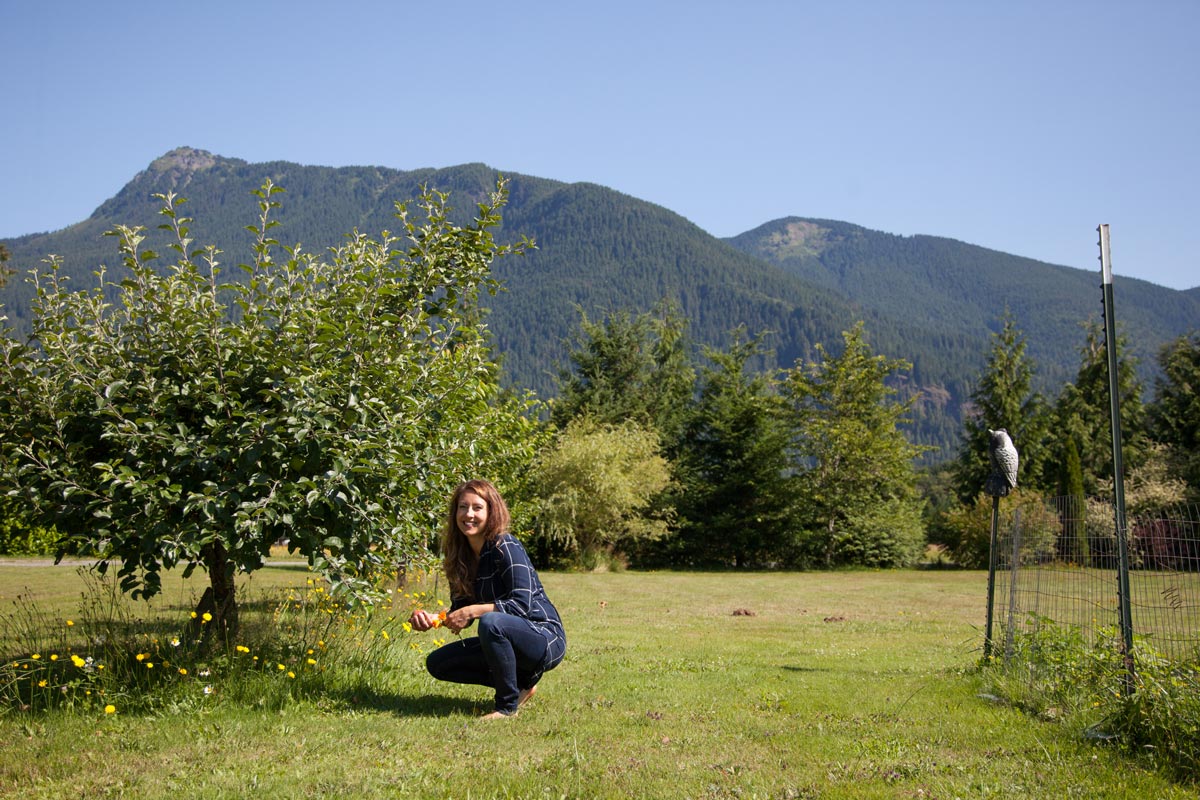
[[983, 618, 1200, 782], [824, 497, 927, 568], [944, 489, 1059, 568], [1105, 649, 1200, 781], [526, 416, 673, 567], [0, 499, 59, 556]]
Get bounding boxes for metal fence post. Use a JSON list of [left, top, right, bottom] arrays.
[[1098, 224, 1136, 689], [984, 496, 1000, 660]]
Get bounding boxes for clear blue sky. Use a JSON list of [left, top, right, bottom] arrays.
[[3, 0, 1197, 290]]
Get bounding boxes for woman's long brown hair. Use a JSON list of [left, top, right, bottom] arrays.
[[442, 479, 511, 601]]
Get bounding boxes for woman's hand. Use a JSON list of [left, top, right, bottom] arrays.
[[444, 603, 494, 634], [409, 609, 438, 632], [444, 606, 473, 634], [411, 603, 494, 634]]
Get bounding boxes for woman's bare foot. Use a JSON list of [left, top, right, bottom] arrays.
[[480, 710, 514, 720], [480, 687, 537, 719]]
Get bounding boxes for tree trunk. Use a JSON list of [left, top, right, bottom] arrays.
[[187, 541, 238, 642]]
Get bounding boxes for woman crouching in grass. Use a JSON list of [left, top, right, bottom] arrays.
[[408, 479, 566, 719]]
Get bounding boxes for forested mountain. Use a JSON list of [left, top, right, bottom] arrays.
[[726, 218, 1199, 395], [3, 148, 1198, 462]]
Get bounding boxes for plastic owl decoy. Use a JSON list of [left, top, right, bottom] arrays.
[[985, 428, 1019, 497]]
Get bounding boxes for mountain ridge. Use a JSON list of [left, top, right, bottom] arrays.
[[726, 215, 1199, 393], [3, 148, 1197, 462]]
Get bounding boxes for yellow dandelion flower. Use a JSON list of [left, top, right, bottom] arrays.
[[50, 654, 58, 661], [38, 680, 48, 688], [66, 619, 75, 626], [236, 645, 250, 653], [179, 668, 188, 676], [277, 663, 286, 671], [190, 611, 198, 619], [381, 630, 390, 640], [201, 612, 213, 623], [104, 705, 116, 714], [306, 658, 316, 665], [401, 622, 412, 633], [71, 655, 86, 668], [136, 653, 146, 662], [287, 671, 296, 679], [145, 662, 154, 669], [31, 653, 41, 660]]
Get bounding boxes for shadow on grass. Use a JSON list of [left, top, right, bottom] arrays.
[[782, 664, 943, 675], [158, 596, 291, 615], [259, 562, 315, 572], [331, 686, 482, 717]]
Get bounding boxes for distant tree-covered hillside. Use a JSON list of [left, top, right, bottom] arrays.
[[3, 148, 1197, 463], [726, 217, 1200, 396]]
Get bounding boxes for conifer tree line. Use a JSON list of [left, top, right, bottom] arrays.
[[536, 305, 929, 569], [930, 314, 1199, 568], [1, 182, 1198, 610], [535, 301, 1199, 571]]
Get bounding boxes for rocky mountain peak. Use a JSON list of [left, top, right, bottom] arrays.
[[149, 146, 218, 174]]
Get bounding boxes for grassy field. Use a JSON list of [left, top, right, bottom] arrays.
[[0, 562, 1194, 799]]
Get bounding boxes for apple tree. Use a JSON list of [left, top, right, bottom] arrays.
[[0, 179, 540, 636]]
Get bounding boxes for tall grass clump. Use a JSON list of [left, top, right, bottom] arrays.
[[0, 566, 446, 718], [981, 616, 1200, 782], [1103, 647, 1200, 781]]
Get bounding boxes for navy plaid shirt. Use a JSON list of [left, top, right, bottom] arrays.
[[452, 533, 566, 671]]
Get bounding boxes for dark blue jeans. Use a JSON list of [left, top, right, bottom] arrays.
[[425, 612, 549, 714]]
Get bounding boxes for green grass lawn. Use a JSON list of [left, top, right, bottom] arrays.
[[0, 563, 1193, 799]]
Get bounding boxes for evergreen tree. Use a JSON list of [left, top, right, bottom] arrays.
[[551, 302, 695, 455], [1149, 331, 1200, 502], [0, 243, 10, 289], [953, 314, 1051, 503], [1052, 320, 1147, 495], [916, 462, 960, 555], [672, 330, 793, 567], [782, 322, 928, 568], [1058, 437, 1089, 565]]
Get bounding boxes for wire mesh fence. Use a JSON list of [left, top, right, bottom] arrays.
[[988, 498, 1200, 664]]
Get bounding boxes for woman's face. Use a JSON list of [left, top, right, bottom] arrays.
[[456, 491, 489, 544]]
